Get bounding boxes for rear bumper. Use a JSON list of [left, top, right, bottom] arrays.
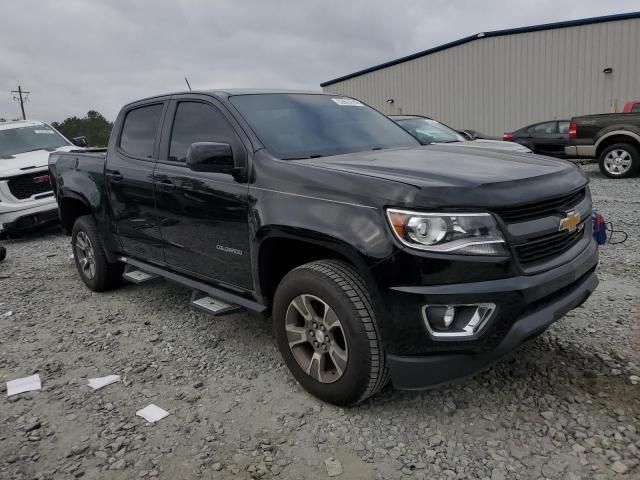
[[565, 145, 596, 158], [387, 240, 599, 390]]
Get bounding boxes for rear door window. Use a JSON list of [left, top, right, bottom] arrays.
[[119, 104, 164, 158], [558, 121, 570, 134], [529, 122, 557, 134]]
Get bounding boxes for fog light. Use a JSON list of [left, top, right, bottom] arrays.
[[443, 306, 455, 327], [422, 303, 496, 340]]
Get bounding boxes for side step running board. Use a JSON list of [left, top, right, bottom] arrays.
[[190, 290, 243, 317], [123, 266, 159, 284], [120, 257, 266, 314]]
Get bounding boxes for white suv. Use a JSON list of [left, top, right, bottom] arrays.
[[0, 120, 81, 235]]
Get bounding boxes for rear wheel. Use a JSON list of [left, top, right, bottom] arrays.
[[273, 260, 388, 405], [71, 215, 124, 292], [598, 143, 639, 178]]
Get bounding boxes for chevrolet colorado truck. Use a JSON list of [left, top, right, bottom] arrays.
[[49, 90, 598, 405], [565, 111, 640, 178], [0, 120, 86, 235]]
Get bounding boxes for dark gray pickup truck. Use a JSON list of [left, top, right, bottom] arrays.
[[566, 111, 640, 178], [49, 90, 598, 405]]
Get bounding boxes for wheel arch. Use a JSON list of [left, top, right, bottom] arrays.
[[59, 191, 92, 234], [256, 227, 377, 305], [595, 131, 640, 157]]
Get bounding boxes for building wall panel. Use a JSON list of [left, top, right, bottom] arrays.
[[323, 18, 640, 135]]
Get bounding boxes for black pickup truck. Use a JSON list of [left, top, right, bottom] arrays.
[[49, 90, 598, 405], [565, 111, 640, 178]]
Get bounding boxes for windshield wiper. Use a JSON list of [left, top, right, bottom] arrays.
[[283, 153, 324, 160]]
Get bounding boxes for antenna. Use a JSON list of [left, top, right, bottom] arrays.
[[185, 77, 192, 91]]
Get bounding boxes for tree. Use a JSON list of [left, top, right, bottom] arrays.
[[52, 110, 113, 147]]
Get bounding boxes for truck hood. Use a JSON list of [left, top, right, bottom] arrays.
[[295, 145, 588, 208], [0, 146, 75, 177], [452, 139, 532, 153]]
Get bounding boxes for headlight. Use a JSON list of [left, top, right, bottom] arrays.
[[386, 209, 507, 255]]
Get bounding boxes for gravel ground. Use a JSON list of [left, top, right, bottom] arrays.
[[1, 164, 639, 480]]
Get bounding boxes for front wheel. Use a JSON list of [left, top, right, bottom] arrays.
[[71, 215, 124, 292], [273, 260, 388, 405], [598, 143, 639, 178]]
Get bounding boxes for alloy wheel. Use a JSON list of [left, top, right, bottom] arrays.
[[603, 149, 632, 176], [75, 231, 96, 279], [284, 294, 349, 383]]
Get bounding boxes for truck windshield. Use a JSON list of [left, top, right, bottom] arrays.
[[0, 124, 70, 157], [229, 94, 418, 159], [395, 118, 466, 144]]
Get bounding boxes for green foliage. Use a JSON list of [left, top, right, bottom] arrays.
[[52, 111, 113, 147]]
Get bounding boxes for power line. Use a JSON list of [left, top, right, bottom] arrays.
[[11, 85, 30, 120]]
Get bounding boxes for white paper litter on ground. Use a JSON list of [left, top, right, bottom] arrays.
[[3, 311, 13, 317], [87, 375, 120, 390], [136, 404, 169, 423], [7, 374, 41, 396]]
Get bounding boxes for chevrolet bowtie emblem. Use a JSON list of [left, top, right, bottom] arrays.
[[559, 211, 580, 232]]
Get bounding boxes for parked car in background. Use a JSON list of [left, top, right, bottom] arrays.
[[503, 120, 570, 158], [390, 115, 531, 153], [50, 90, 598, 405], [622, 100, 640, 113], [565, 110, 640, 178], [0, 120, 86, 236]]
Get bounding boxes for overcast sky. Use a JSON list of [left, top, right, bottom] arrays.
[[0, 0, 638, 123]]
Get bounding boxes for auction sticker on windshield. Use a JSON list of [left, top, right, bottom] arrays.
[[331, 98, 364, 106], [35, 129, 55, 134]]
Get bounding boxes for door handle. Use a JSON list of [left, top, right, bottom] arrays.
[[157, 179, 176, 189], [106, 171, 123, 181]]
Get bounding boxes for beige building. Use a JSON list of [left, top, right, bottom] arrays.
[[321, 12, 640, 136]]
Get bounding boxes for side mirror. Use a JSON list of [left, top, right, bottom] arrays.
[[72, 136, 88, 147], [186, 142, 236, 174], [459, 130, 475, 141]]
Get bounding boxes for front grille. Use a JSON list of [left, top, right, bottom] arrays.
[[7, 172, 52, 200], [496, 188, 586, 223], [515, 224, 585, 266]]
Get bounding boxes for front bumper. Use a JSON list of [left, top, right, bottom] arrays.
[[385, 239, 598, 390], [0, 202, 59, 233]]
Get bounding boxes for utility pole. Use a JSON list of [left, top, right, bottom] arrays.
[[11, 85, 30, 120]]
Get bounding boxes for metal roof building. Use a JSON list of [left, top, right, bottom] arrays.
[[321, 12, 640, 135]]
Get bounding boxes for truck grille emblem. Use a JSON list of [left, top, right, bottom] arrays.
[[559, 211, 580, 232], [33, 174, 50, 184]]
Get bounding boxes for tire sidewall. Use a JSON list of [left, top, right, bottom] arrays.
[[273, 267, 374, 405], [599, 143, 639, 178]]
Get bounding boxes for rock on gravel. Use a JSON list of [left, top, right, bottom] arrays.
[[325, 457, 343, 477], [0, 164, 639, 480]]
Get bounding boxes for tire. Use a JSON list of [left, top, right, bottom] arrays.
[[0, 245, 6, 262], [598, 143, 639, 178], [273, 260, 388, 405], [71, 215, 124, 292]]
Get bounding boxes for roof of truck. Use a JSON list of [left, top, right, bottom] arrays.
[[125, 89, 333, 107]]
